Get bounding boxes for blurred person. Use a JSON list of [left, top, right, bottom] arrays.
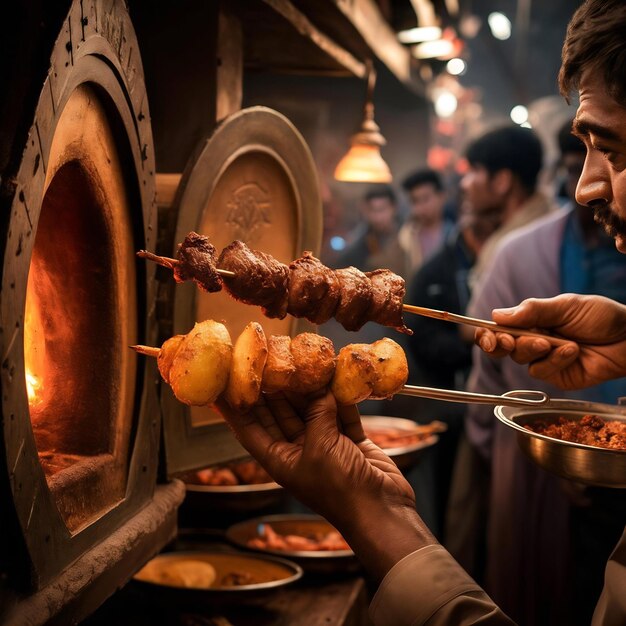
[[212, 3, 626, 625], [335, 185, 407, 277], [399, 168, 453, 275], [461, 125, 554, 289], [405, 206, 497, 538], [463, 119, 626, 625]]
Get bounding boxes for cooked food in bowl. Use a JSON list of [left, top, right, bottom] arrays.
[[364, 420, 446, 449], [188, 459, 273, 487], [133, 551, 302, 592], [247, 522, 350, 552], [525, 414, 626, 450]]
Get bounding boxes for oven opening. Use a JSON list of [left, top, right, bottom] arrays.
[[23, 85, 139, 533]]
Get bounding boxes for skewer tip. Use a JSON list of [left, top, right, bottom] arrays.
[[130, 344, 160, 358]]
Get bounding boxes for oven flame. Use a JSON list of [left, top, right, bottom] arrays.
[[26, 368, 43, 405], [25, 259, 48, 410]]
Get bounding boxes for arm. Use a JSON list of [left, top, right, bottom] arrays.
[[216, 391, 514, 625], [475, 294, 626, 389]]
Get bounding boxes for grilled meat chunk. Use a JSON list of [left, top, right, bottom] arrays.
[[334, 266, 373, 331], [174, 231, 222, 292], [218, 240, 290, 318], [287, 252, 341, 324], [366, 269, 411, 334]]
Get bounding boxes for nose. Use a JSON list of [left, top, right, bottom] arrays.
[[576, 152, 612, 207]]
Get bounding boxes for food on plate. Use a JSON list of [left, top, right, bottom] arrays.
[[167, 320, 233, 406], [138, 232, 411, 333], [135, 559, 217, 589], [192, 459, 273, 486], [261, 335, 296, 393], [134, 320, 408, 408], [525, 414, 626, 450], [219, 571, 259, 587], [288, 333, 336, 394], [247, 523, 350, 552], [225, 322, 268, 411], [364, 421, 446, 449]]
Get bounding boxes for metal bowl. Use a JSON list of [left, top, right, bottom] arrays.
[[226, 514, 358, 574], [183, 479, 286, 513], [132, 549, 302, 604], [495, 396, 626, 488], [361, 415, 439, 470]]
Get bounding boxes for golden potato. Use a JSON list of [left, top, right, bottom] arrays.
[[331, 343, 377, 405], [369, 338, 409, 399], [225, 322, 268, 411], [262, 335, 295, 393], [288, 333, 335, 394], [169, 320, 232, 406], [157, 334, 185, 384]]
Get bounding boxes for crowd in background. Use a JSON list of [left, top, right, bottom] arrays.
[[319, 121, 626, 626]]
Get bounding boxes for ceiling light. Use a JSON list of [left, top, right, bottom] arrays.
[[488, 12, 511, 40], [446, 58, 466, 75], [413, 39, 454, 59], [334, 63, 392, 183], [397, 26, 442, 44], [510, 105, 529, 124]]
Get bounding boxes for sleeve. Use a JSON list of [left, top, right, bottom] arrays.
[[369, 545, 516, 626], [592, 527, 626, 626]]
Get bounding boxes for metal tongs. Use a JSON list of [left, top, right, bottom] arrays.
[[400, 386, 550, 408]]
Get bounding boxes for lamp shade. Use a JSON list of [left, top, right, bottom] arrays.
[[334, 143, 392, 183]]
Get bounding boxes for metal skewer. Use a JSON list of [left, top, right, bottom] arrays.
[[136, 250, 235, 277], [402, 303, 571, 347], [399, 385, 550, 408]]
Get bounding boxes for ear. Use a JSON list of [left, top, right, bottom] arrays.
[[491, 169, 514, 195]]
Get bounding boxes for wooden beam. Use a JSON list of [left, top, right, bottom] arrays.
[[332, 0, 413, 83], [261, 0, 368, 78]]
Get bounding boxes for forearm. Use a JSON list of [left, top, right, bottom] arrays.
[[338, 499, 436, 584]]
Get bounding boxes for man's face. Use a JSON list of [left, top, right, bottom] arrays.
[[574, 71, 626, 252], [460, 164, 503, 216], [363, 196, 396, 234], [407, 183, 445, 226]]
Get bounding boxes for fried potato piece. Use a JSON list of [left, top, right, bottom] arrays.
[[157, 334, 185, 384], [262, 335, 296, 393], [225, 321, 268, 411], [331, 343, 377, 405], [169, 320, 232, 406], [369, 338, 409, 399], [288, 333, 336, 394]]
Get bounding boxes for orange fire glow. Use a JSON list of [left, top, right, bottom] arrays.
[[24, 261, 47, 408]]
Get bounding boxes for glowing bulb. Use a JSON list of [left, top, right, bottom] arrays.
[[488, 12, 511, 40], [398, 26, 442, 44], [413, 39, 454, 59], [434, 91, 458, 118], [330, 236, 346, 251], [510, 105, 529, 125], [446, 58, 466, 75]]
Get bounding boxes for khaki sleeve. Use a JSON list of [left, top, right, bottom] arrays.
[[369, 545, 515, 626]]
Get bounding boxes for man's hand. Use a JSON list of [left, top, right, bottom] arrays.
[[216, 390, 435, 582], [475, 293, 626, 389]]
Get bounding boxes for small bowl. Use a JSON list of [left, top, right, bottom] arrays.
[[132, 550, 302, 604], [226, 514, 358, 574], [183, 480, 286, 513], [495, 397, 626, 488], [361, 415, 439, 470]]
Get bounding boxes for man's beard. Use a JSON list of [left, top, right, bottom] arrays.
[[593, 204, 626, 239]]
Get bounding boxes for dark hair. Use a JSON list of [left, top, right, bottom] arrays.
[[465, 125, 543, 193], [401, 168, 443, 193], [559, 0, 626, 105], [364, 185, 396, 205], [557, 118, 585, 156]]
